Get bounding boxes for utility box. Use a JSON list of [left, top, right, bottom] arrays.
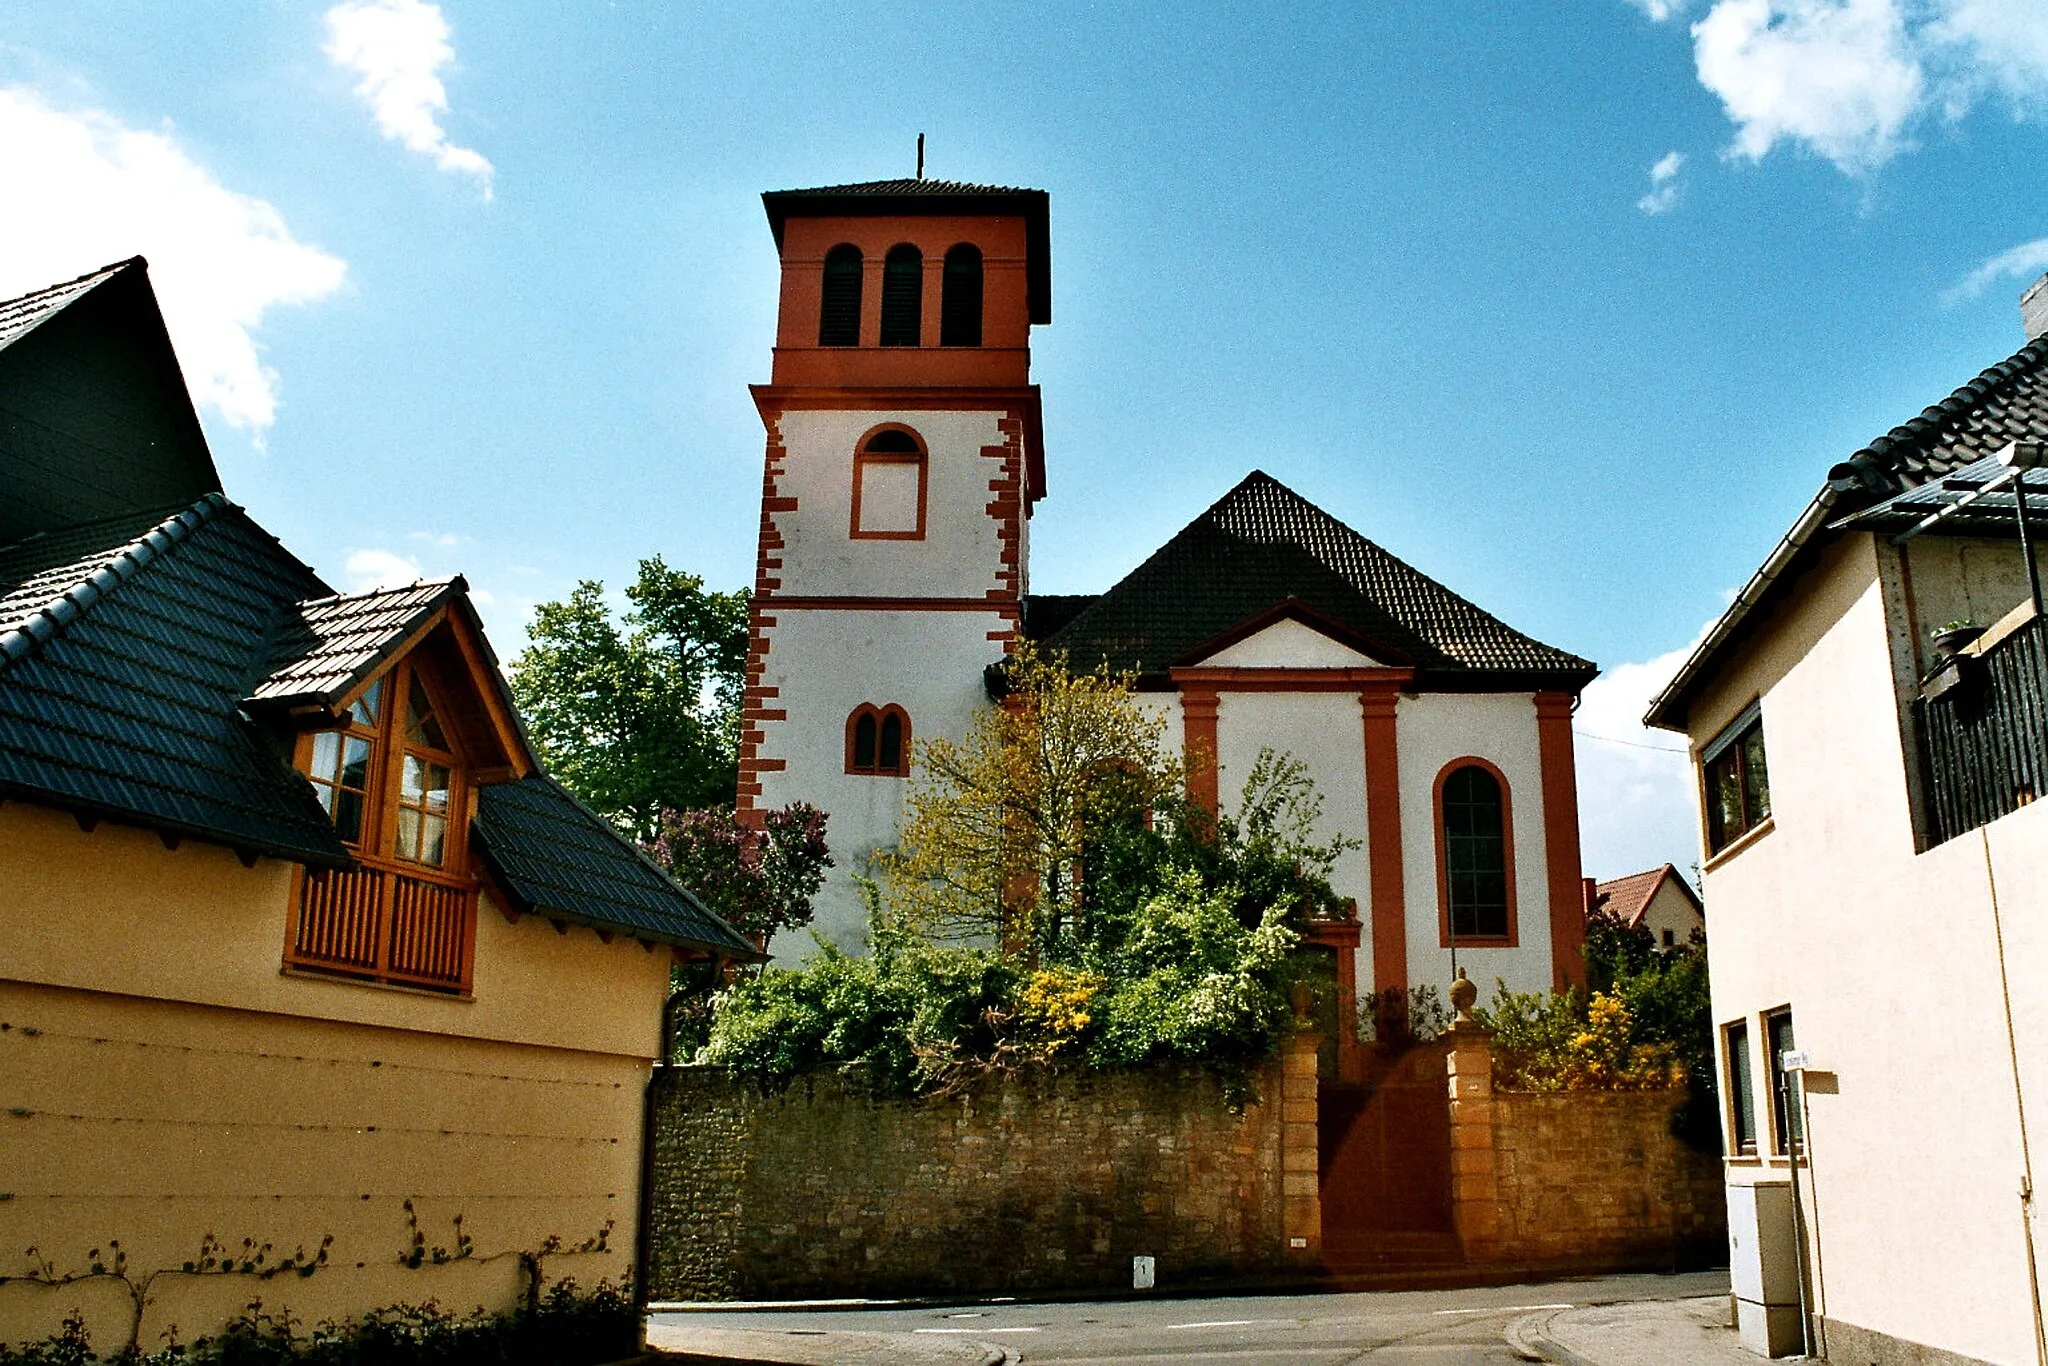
[[1727, 1181, 1803, 1356]]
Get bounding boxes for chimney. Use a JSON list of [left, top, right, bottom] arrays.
[[2024, 272, 2048, 343]]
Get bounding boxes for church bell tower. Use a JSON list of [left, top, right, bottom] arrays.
[[739, 177, 1051, 951]]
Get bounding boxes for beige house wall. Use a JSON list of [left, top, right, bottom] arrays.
[[1636, 879, 1701, 948], [0, 802, 672, 1352], [1691, 532, 2047, 1363]]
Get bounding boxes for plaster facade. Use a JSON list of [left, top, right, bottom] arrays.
[[0, 799, 667, 1350], [1684, 531, 2048, 1363]]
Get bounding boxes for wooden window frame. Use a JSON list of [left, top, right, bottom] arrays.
[[1701, 700, 1772, 856], [1724, 1018, 1758, 1156], [845, 703, 912, 777], [1765, 1006, 1802, 1157], [1434, 756, 1518, 948], [850, 424, 929, 541], [285, 653, 479, 995]]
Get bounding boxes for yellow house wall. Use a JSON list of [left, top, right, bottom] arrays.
[[0, 802, 674, 1352], [1692, 532, 2046, 1363]]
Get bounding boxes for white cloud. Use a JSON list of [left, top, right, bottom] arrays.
[[344, 547, 425, 590], [1692, 0, 1924, 173], [1679, 0, 2048, 176], [1924, 0, 2048, 111], [1637, 150, 1687, 213], [0, 86, 346, 436], [1626, 0, 1692, 20], [1572, 617, 1718, 883], [324, 0, 493, 195], [1944, 236, 2048, 303]]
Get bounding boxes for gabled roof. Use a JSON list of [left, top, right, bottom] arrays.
[[1029, 471, 1595, 689], [1648, 333, 2048, 730], [473, 775, 759, 959], [252, 579, 461, 707], [0, 257, 140, 354], [762, 177, 1052, 324], [1592, 864, 1701, 928]]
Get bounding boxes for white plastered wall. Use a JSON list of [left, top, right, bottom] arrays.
[[1212, 690, 1372, 970], [774, 409, 1010, 599], [1396, 692, 1554, 999], [1692, 531, 2045, 1362], [755, 606, 1010, 956], [1199, 619, 1386, 669]]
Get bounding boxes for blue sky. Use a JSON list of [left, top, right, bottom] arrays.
[[3, 0, 2045, 881]]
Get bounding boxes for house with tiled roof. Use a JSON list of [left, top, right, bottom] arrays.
[[0, 259, 754, 1351], [737, 178, 1599, 1037], [1589, 864, 1702, 950], [1645, 283, 2048, 1360]]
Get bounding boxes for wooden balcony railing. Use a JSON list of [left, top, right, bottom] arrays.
[[293, 864, 475, 993], [1916, 611, 2048, 846]]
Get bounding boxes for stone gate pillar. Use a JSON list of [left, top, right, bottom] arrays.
[[1281, 982, 1322, 1264], [1444, 970, 1501, 1260]]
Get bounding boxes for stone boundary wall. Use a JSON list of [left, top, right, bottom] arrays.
[[1489, 1090, 1725, 1268], [646, 1055, 1310, 1301]]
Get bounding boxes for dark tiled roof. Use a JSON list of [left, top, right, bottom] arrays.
[[251, 579, 460, 709], [1037, 472, 1595, 687], [1019, 593, 1099, 642], [0, 258, 140, 354], [473, 775, 759, 958], [0, 496, 751, 951], [1649, 334, 2048, 730], [1830, 337, 2048, 495], [769, 178, 1040, 199], [0, 496, 351, 863]]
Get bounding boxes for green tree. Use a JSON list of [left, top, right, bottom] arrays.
[[508, 558, 747, 840]]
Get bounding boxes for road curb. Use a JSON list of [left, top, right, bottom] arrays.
[[1505, 1309, 1597, 1366]]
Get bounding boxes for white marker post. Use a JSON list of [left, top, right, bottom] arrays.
[[1132, 1255, 1156, 1291]]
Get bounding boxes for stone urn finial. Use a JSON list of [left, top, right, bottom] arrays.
[[1288, 978, 1315, 1027], [1449, 967, 1478, 1023]]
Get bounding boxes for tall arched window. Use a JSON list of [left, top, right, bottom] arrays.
[[819, 244, 863, 346], [940, 243, 983, 347], [846, 704, 911, 775], [1436, 759, 1515, 944], [880, 245, 923, 347]]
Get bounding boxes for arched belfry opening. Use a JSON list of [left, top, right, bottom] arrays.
[[941, 244, 983, 347], [818, 244, 862, 347], [880, 245, 923, 347]]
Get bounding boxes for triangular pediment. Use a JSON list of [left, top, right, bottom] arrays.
[[1176, 599, 1412, 669]]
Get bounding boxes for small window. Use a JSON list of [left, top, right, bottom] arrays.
[[1703, 703, 1771, 853], [819, 244, 862, 346], [1766, 1008, 1803, 1155], [1662, 928, 1676, 948], [940, 243, 982, 347], [306, 676, 383, 845], [846, 704, 911, 776], [1725, 1020, 1757, 1155], [851, 427, 927, 539], [1438, 761, 1512, 942], [880, 245, 922, 347]]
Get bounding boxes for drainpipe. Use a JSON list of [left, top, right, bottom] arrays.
[[1982, 830, 2048, 1365]]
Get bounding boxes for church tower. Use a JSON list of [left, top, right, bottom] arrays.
[[739, 178, 1051, 951]]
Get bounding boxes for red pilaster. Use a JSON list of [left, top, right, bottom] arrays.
[[1180, 686, 1221, 817], [1534, 692, 1587, 991], [1360, 682, 1406, 998]]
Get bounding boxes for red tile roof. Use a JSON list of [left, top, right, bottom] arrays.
[[1592, 863, 1700, 928]]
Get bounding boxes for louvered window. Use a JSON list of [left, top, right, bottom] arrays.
[[941, 244, 982, 347], [819, 244, 862, 346], [880, 245, 922, 347]]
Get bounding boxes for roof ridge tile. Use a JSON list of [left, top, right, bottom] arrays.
[[0, 493, 229, 671]]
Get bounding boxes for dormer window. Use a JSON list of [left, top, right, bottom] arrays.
[[880, 245, 923, 346], [941, 244, 982, 347], [290, 655, 477, 993], [819, 244, 862, 346]]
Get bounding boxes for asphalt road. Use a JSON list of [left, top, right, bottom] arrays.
[[651, 1268, 1732, 1364]]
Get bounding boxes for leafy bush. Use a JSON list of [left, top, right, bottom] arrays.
[[646, 801, 832, 954], [0, 1281, 636, 1366]]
